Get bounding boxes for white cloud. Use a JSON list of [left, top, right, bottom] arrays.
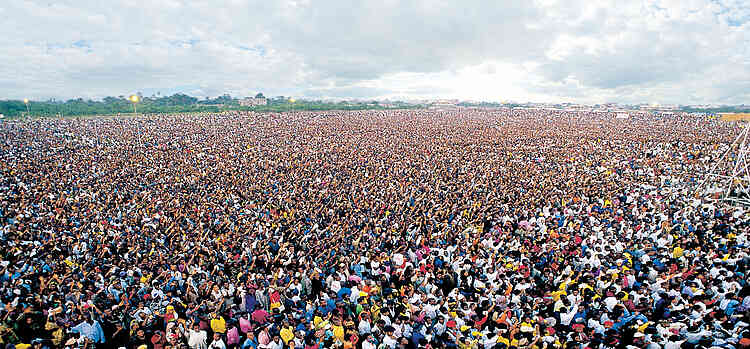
[[0, 0, 747, 104]]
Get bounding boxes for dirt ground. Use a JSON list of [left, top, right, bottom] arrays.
[[720, 113, 750, 121]]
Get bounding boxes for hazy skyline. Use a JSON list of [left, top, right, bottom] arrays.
[[1, 0, 748, 104]]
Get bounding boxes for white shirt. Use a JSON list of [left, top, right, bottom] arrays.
[[358, 320, 371, 335], [604, 296, 619, 312], [209, 338, 226, 349], [383, 335, 398, 349], [261, 339, 282, 349], [560, 304, 578, 326], [187, 329, 208, 349]]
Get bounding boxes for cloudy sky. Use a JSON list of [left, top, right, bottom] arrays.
[[1, 0, 748, 104]]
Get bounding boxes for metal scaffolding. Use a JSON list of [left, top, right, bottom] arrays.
[[699, 122, 750, 206]]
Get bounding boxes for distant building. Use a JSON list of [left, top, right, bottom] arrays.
[[239, 97, 267, 106]]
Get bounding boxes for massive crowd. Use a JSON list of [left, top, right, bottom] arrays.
[[0, 109, 748, 349]]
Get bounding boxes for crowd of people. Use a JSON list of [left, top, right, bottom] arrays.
[[0, 109, 748, 349]]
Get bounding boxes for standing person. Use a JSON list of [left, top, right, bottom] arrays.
[[382, 326, 398, 349], [186, 321, 208, 349], [240, 331, 258, 349], [211, 313, 227, 335], [209, 332, 227, 349], [70, 313, 106, 348], [108, 322, 129, 349], [361, 333, 378, 349]]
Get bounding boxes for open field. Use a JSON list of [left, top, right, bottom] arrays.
[[720, 113, 750, 121], [0, 109, 748, 347]]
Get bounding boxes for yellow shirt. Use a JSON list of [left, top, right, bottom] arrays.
[[280, 327, 295, 344], [672, 247, 684, 259], [520, 321, 535, 333], [371, 304, 381, 322], [458, 339, 478, 349], [497, 336, 510, 347], [550, 290, 567, 301], [313, 316, 324, 328], [333, 324, 345, 341], [211, 317, 226, 334], [496, 336, 518, 347]]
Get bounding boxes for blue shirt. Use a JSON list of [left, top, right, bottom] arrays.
[[71, 321, 106, 344], [241, 338, 258, 349]]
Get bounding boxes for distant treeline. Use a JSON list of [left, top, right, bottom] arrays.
[[680, 106, 750, 114], [456, 101, 750, 114], [0, 94, 422, 118]]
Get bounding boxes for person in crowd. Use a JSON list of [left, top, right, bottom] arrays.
[[0, 109, 748, 348]]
